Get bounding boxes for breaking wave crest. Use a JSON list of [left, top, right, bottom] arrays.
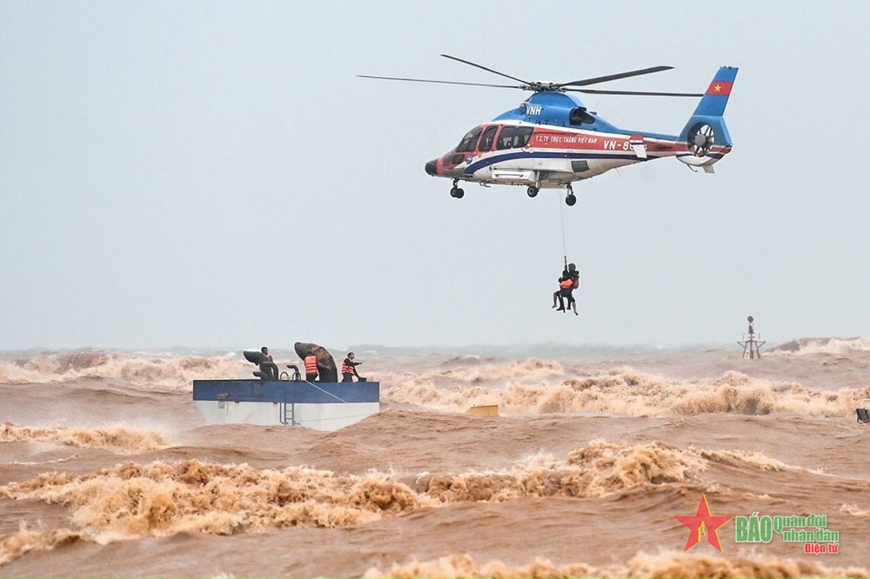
[[1, 422, 168, 453], [0, 352, 249, 390], [0, 528, 87, 567], [426, 357, 567, 383], [771, 337, 870, 355], [416, 440, 705, 502], [4, 350, 869, 419], [1, 461, 435, 540], [362, 552, 870, 579], [0, 441, 808, 543], [383, 369, 867, 417]]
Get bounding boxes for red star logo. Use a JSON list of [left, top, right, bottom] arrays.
[[674, 494, 733, 552]]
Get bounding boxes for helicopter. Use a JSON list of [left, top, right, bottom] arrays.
[[360, 55, 738, 206]]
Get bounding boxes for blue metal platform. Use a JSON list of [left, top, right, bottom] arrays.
[[193, 379, 379, 404], [192, 379, 380, 430]]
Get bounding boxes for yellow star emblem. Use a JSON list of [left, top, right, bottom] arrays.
[[714, 84, 722, 92]]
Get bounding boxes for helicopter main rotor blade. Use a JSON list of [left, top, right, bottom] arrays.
[[559, 65, 674, 87], [440, 54, 533, 86], [565, 87, 704, 97], [360, 60, 699, 96], [356, 74, 523, 90]]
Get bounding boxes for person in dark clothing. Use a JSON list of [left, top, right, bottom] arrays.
[[341, 352, 362, 382], [254, 346, 278, 380], [553, 263, 580, 315], [553, 269, 571, 311], [564, 263, 580, 316]]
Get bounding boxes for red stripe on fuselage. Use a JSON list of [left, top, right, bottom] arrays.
[[705, 81, 733, 96]]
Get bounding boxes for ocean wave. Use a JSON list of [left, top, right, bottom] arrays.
[[1, 422, 169, 453], [4, 350, 870, 418], [415, 440, 706, 503], [383, 369, 869, 417], [362, 552, 870, 579], [0, 351, 250, 390], [0, 460, 437, 540], [0, 528, 87, 567], [0, 441, 819, 541], [840, 503, 870, 517], [770, 337, 870, 355]]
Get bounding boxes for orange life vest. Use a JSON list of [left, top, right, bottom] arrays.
[[341, 358, 354, 375], [559, 278, 573, 289], [304, 355, 318, 374]]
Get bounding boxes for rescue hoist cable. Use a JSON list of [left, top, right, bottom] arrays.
[[558, 191, 568, 269]]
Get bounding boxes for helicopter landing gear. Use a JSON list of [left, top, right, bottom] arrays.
[[565, 184, 576, 206], [450, 180, 465, 199], [527, 185, 539, 198]]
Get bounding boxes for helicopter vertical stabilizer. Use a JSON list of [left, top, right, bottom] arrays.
[[692, 66, 738, 117], [677, 67, 738, 169]]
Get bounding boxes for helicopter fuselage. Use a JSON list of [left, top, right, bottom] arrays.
[[424, 91, 732, 192]]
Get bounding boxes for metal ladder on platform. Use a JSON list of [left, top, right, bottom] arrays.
[[280, 402, 296, 426]]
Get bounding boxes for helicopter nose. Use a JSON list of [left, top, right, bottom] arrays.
[[424, 159, 438, 176]]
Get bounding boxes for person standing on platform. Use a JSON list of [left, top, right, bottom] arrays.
[[341, 352, 362, 382], [304, 354, 319, 382]]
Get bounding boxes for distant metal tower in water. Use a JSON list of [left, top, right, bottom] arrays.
[[738, 315, 765, 359]]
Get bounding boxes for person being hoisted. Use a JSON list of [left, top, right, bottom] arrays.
[[566, 262, 580, 315], [552, 261, 580, 316]]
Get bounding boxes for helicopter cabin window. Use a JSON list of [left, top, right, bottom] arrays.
[[569, 107, 595, 126], [479, 126, 498, 152], [496, 125, 516, 150], [513, 126, 534, 148], [456, 126, 483, 153]]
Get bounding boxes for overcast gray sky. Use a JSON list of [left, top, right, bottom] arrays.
[[2, 1, 868, 351]]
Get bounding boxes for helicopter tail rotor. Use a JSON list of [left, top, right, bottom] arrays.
[[687, 123, 715, 157], [677, 114, 733, 172], [675, 68, 738, 169]]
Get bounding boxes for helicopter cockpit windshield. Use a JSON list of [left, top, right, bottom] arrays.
[[456, 126, 483, 153]]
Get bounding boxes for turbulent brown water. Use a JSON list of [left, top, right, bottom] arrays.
[[2, 339, 870, 578]]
